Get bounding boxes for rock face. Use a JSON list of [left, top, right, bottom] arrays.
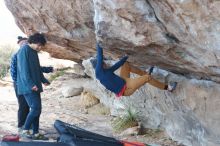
[[4, 0, 220, 82], [5, 0, 96, 62], [82, 58, 220, 146], [4, 0, 220, 145]]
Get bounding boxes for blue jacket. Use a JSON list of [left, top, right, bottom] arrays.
[[95, 44, 128, 94], [16, 44, 49, 95], [10, 53, 53, 83], [10, 53, 17, 82]]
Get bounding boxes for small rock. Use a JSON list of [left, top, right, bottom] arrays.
[[119, 126, 140, 136], [62, 86, 83, 98], [80, 91, 100, 108], [72, 64, 85, 76]]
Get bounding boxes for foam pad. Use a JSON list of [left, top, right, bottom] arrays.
[[54, 120, 123, 146]]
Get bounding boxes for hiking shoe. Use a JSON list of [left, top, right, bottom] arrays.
[[148, 66, 154, 75], [18, 127, 23, 135], [20, 130, 32, 141], [32, 133, 49, 141], [168, 82, 177, 92]]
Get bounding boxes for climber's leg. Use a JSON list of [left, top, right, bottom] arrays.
[[120, 62, 147, 80], [123, 75, 168, 96]]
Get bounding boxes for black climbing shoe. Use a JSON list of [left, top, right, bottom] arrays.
[[148, 66, 154, 75]]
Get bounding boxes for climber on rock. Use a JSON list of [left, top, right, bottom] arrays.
[[91, 43, 177, 98]]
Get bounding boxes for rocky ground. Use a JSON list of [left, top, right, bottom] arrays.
[[0, 70, 183, 146]]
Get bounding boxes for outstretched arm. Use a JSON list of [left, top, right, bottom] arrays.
[[41, 66, 53, 73], [109, 56, 128, 72], [96, 43, 103, 70], [40, 70, 50, 85]]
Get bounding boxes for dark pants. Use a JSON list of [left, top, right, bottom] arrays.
[[14, 82, 29, 128], [23, 92, 42, 134]]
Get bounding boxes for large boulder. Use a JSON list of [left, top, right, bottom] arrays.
[[4, 0, 220, 145], [4, 0, 220, 82]]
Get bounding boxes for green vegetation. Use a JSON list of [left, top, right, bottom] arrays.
[[112, 107, 139, 132], [49, 67, 70, 82], [49, 70, 65, 82], [0, 44, 17, 79]]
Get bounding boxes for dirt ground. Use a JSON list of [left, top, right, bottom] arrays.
[[0, 71, 184, 146]]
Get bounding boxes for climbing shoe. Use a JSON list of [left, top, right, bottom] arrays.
[[148, 66, 154, 75]]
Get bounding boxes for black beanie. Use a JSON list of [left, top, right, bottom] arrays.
[[17, 36, 27, 44]]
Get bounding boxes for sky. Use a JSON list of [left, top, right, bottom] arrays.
[[0, 0, 24, 45]]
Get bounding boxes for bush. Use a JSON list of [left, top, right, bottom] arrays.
[[49, 68, 70, 82], [49, 70, 65, 82], [0, 44, 17, 79], [112, 107, 139, 132]]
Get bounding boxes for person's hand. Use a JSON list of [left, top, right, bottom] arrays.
[[96, 42, 101, 49], [32, 85, 38, 91], [119, 54, 128, 59], [48, 67, 54, 73]]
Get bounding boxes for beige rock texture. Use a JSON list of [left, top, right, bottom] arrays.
[[4, 0, 220, 145], [80, 90, 100, 108], [5, 0, 96, 62], [4, 0, 220, 82]]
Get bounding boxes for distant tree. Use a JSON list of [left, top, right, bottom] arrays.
[[0, 44, 17, 79]]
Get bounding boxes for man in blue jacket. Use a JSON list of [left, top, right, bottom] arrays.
[[16, 33, 50, 140], [10, 36, 53, 134], [93, 43, 177, 98]]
